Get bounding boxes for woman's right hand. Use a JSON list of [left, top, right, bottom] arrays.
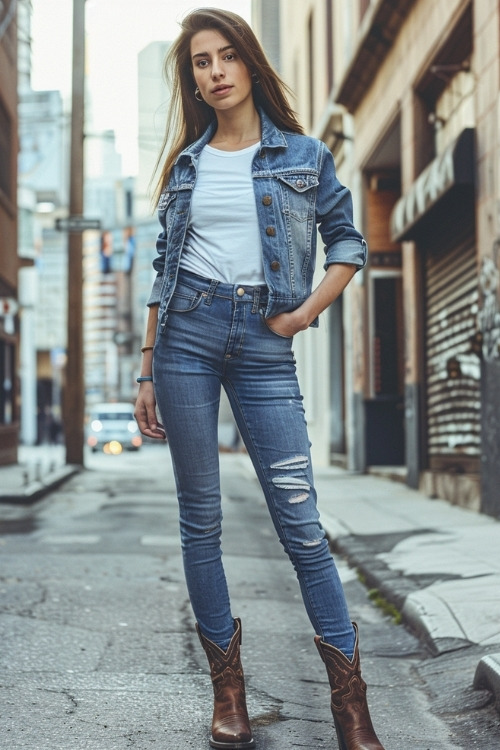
[[134, 383, 166, 440]]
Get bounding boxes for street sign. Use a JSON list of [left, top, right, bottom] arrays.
[[55, 216, 101, 232]]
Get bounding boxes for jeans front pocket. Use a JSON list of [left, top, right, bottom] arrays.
[[167, 281, 204, 313], [260, 312, 294, 340]]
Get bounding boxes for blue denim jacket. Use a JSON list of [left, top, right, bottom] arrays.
[[148, 108, 366, 331]]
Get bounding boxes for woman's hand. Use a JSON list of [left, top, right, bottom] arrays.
[[265, 309, 309, 338], [134, 383, 166, 440], [267, 263, 358, 337]]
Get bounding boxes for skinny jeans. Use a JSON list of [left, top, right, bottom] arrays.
[[153, 268, 355, 657]]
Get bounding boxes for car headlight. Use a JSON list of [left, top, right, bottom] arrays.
[[127, 420, 138, 433], [91, 419, 103, 432]]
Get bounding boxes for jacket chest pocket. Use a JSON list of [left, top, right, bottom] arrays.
[[277, 173, 319, 222]]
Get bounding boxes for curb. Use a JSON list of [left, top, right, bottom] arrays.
[[238, 454, 500, 714], [331, 533, 418, 617], [401, 591, 473, 655], [0, 465, 81, 505], [331, 532, 474, 655], [474, 653, 500, 711], [329, 532, 500, 715]]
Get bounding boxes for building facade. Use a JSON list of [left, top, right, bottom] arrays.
[[135, 42, 171, 219], [132, 41, 172, 381], [0, 0, 19, 464], [253, 0, 366, 470], [18, 87, 69, 444], [256, 0, 500, 517]]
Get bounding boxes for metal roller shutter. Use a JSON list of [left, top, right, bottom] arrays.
[[424, 236, 480, 471]]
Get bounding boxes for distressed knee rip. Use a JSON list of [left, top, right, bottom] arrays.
[[270, 455, 323, 547], [271, 474, 310, 502], [289, 492, 309, 503], [302, 538, 322, 547], [203, 524, 220, 534], [271, 455, 309, 471], [270, 455, 311, 504]]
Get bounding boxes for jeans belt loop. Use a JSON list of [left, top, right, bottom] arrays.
[[204, 278, 219, 305], [252, 287, 261, 314]]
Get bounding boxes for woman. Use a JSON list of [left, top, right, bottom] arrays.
[[134, 8, 385, 750]]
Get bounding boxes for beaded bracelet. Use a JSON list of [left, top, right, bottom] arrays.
[[136, 376, 153, 383]]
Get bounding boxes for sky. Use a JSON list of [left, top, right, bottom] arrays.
[[30, 0, 252, 173]]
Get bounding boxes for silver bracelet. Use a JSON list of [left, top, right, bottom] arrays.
[[136, 376, 153, 383]]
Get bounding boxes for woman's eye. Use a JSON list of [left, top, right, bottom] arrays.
[[225, 53, 235, 61], [197, 59, 209, 68]]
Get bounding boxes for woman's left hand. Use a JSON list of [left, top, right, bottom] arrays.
[[265, 310, 308, 338], [265, 263, 357, 337]]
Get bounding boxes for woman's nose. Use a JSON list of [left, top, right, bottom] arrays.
[[211, 63, 225, 79]]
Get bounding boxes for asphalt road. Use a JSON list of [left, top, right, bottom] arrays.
[[0, 445, 497, 749]]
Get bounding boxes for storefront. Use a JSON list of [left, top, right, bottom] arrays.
[[391, 128, 481, 506]]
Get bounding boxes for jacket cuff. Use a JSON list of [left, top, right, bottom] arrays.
[[147, 275, 163, 307], [323, 239, 367, 271]]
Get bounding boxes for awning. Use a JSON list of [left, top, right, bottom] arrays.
[[390, 128, 475, 242]]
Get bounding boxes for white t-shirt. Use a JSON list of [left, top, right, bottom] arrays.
[[180, 142, 265, 285]]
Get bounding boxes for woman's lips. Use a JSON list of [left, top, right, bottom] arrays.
[[212, 85, 233, 95]]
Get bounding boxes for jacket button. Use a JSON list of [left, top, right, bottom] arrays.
[[266, 226, 276, 236], [270, 260, 280, 271], [260, 149, 266, 158], [262, 195, 272, 206], [296, 179, 306, 188]]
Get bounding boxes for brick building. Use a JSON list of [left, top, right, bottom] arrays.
[[255, 0, 500, 517], [0, 0, 19, 464]]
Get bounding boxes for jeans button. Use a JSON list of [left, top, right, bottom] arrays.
[[236, 287, 245, 297]]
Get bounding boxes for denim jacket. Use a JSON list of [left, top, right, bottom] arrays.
[[148, 108, 366, 331]]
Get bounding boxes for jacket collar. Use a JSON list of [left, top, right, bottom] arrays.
[[175, 107, 288, 165]]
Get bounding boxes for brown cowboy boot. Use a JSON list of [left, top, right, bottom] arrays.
[[315, 623, 385, 750], [196, 618, 255, 749]]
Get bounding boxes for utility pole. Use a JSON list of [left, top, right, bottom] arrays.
[[64, 0, 86, 465]]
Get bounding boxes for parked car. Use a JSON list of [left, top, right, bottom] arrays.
[[86, 402, 142, 453]]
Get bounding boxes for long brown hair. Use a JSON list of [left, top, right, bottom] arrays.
[[151, 7, 303, 205]]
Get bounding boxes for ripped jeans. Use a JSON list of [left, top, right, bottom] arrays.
[[153, 269, 355, 657]]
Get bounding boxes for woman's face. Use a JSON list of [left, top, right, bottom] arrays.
[[190, 29, 253, 113]]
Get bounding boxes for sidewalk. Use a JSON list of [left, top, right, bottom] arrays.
[[0, 445, 79, 504], [238, 456, 500, 712], [1, 447, 499, 711]]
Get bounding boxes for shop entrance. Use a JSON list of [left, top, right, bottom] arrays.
[[366, 274, 405, 465]]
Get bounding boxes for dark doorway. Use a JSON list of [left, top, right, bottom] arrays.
[[366, 275, 405, 465]]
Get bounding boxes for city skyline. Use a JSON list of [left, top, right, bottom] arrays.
[[30, 0, 252, 174]]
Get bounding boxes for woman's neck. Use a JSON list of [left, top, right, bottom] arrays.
[[209, 105, 261, 151]]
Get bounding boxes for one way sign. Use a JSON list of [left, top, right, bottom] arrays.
[[55, 216, 101, 232]]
